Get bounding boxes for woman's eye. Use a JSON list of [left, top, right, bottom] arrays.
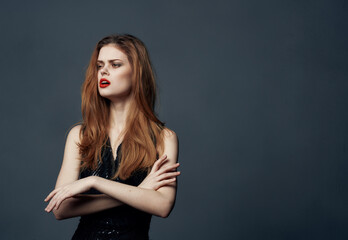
[[112, 63, 121, 67], [97, 65, 102, 69]]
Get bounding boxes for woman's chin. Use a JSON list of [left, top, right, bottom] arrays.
[[99, 91, 133, 102]]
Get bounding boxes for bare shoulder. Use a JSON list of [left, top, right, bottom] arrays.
[[54, 124, 83, 188], [162, 127, 178, 143], [66, 124, 82, 144], [161, 127, 179, 163]]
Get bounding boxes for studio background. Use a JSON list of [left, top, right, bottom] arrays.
[[0, 0, 347, 239]]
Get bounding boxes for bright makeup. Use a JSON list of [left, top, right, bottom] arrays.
[[100, 78, 110, 88]]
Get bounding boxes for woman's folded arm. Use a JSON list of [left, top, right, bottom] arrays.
[[53, 193, 123, 220], [91, 130, 179, 218]]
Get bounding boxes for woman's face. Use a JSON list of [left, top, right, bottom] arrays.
[[97, 44, 133, 100]]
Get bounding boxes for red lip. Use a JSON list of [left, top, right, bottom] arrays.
[[100, 78, 111, 88]]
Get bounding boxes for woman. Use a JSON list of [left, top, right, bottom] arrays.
[[44, 34, 180, 239]]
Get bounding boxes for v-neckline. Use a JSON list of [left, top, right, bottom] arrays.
[[107, 137, 122, 161]]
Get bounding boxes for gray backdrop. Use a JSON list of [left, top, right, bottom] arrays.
[[0, 0, 347, 239]]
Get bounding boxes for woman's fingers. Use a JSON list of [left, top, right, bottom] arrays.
[[151, 155, 164, 172], [151, 154, 167, 173], [46, 192, 60, 212], [157, 162, 180, 175], [45, 188, 66, 212], [53, 188, 71, 210], [157, 171, 181, 181], [45, 199, 55, 212], [46, 196, 62, 212], [55, 197, 65, 210], [155, 178, 177, 190], [44, 188, 59, 202], [44, 190, 59, 212]]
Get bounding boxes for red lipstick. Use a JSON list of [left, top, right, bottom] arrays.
[[100, 78, 110, 88]]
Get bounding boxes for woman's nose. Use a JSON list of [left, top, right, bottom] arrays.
[[101, 66, 109, 75]]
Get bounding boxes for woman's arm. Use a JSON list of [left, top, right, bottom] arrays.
[[53, 194, 122, 220], [46, 126, 179, 219], [47, 125, 124, 220], [51, 154, 179, 220], [45, 128, 179, 218], [91, 129, 179, 218]]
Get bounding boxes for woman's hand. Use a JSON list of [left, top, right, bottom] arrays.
[[44, 176, 95, 213], [138, 154, 180, 191]]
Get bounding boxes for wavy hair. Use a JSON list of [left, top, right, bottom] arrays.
[[76, 34, 169, 180]]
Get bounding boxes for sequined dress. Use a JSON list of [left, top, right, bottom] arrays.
[[71, 138, 151, 240]]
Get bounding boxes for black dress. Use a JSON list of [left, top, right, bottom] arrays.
[[71, 138, 151, 240]]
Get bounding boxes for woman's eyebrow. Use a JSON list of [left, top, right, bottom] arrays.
[[97, 59, 123, 63]]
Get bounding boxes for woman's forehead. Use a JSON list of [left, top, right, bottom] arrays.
[[98, 45, 128, 61]]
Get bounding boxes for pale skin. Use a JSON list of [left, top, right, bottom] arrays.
[[44, 44, 180, 219]]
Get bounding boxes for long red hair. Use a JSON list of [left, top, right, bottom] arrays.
[[75, 34, 169, 180]]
